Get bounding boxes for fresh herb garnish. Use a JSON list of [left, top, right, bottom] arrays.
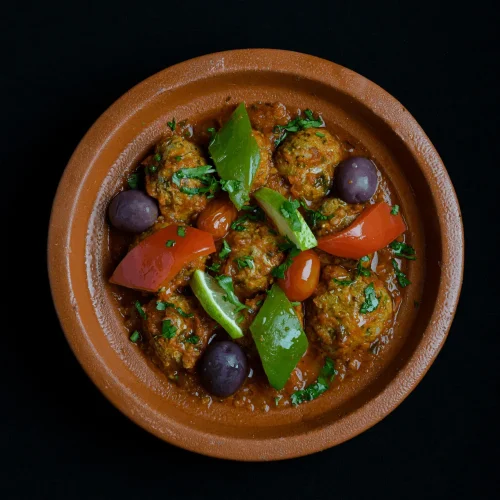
[[174, 155, 182, 162], [206, 263, 221, 273], [167, 118, 176, 131], [389, 240, 416, 260], [207, 127, 216, 141], [272, 240, 301, 279], [156, 301, 194, 318], [334, 278, 354, 286], [392, 259, 411, 287], [129, 330, 141, 343], [299, 200, 331, 228], [220, 179, 242, 195], [391, 205, 400, 215], [274, 109, 324, 147], [172, 165, 220, 198], [290, 301, 301, 306], [357, 256, 371, 277], [280, 199, 302, 231], [291, 357, 337, 405], [230, 205, 266, 231], [274, 397, 280, 406], [219, 240, 231, 259], [215, 275, 247, 312], [135, 301, 147, 320], [148, 165, 158, 173], [236, 314, 245, 324], [165, 240, 176, 247], [360, 283, 379, 314], [235, 255, 254, 270], [154, 153, 162, 162], [177, 226, 186, 237], [184, 335, 199, 344], [127, 173, 139, 189], [315, 132, 325, 138], [161, 319, 177, 339]]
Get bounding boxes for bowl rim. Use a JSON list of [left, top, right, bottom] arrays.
[[48, 48, 464, 461]]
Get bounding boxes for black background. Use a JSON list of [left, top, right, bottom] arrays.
[[2, 1, 499, 498]]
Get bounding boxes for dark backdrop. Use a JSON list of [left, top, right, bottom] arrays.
[[2, 1, 499, 499]]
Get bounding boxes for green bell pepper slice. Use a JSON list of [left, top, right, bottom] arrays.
[[250, 284, 308, 390], [209, 103, 260, 209]]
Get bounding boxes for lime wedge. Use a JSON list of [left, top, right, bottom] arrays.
[[190, 270, 244, 339]]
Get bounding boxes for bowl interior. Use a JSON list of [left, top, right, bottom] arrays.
[[49, 50, 463, 460]]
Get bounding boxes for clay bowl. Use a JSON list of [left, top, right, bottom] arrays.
[[48, 49, 463, 460]]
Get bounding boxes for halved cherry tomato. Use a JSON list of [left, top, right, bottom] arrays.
[[110, 225, 215, 292], [278, 250, 320, 302], [317, 202, 406, 259], [196, 197, 238, 240]]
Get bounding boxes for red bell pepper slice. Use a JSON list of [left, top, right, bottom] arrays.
[[317, 202, 406, 259], [110, 225, 216, 292]]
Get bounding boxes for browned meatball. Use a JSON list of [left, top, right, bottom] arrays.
[[221, 221, 285, 298], [145, 135, 211, 223], [314, 197, 364, 237], [275, 128, 347, 206], [142, 293, 216, 372], [306, 265, 393, 361]]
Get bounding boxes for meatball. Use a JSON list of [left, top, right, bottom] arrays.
[[142, 293, 216, 371], [250, 130, 272, 192], [145, 135, 211, 223], [275, 128, 347, 205], [314, 197, 364, 237], [221, 221, 285, 298], [306, 265, 393, 360], [247, 102, 291, 142]]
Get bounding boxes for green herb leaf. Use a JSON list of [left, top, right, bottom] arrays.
[[129, 330, 141, 343], [148, 165, 158, 173], [156, 301, 193, 318], [299, 200, 332, 228], [360, 283, 380, 314], [315, 132, 325, 138], [334, 278, 354, 286], [167, 118, 176, 131], [206, 263, 221, 273], [291, 358, 336, 405], [174, 155, 182, 162], [161, 320, 177, 339], [290, 301, 300, 306], [215, 275, 247, 313], [391, 205, 400, 215], [220, 179, 242, 195], [274, 109, 324, 147], [389, 240, 416, 260], [134, 301, 147, 320], [230, 205, 265, 231], [236, 314, 245, 324], [165, 240, 176, 247], [184, 334, 199, 344], [172, 165, 217, 186], [235, 255, 254, 270], [127, 173, 139, 189], [219, 240, 231, 259], [207, 127, 216, 141], [392, 259, 411, 287], [177, 226, 186, 237], [280, 199, 302, 231], [271, 245, 300, 279], [154, 153, 162, 162], [357, 256, 371, 277]]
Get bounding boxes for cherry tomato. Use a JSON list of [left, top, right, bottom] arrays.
[[196, 198, 238, 240], [110, 225, 215, 292], [278, 250, 320, 302], [317, 202, 406, 259]]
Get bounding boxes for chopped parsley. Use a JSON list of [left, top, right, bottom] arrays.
[[360, 283, 379, 314], [357, 256, 371, 277], [280, 199, 302, 231], [177, 226, 186, 237], [389, 240, 416, 260], [154, 153, 162, 162], [334, 278, 354, 286], [272, 239, 301, 279], [148, 165, 158, 173], [274, 397, 280, 406], [290, 301, 300, 307], [235, 255, 254, 270], [215, 275, 247, 312], [167, 118, 176, 131], [274, 109, 324, 147], [231, 205, 265, 231], [127, 173, 139, 189], [391, 205, 400, 215], [184, 335, 199, 344], [392, 259, 411, 287], [219, 240, 231, 259], [299, 200, 331, 228], [174, 155, 182, 162], [172, 165, 220, 198], [129, 330, 141, 343], [156, 301, 194, 318], [236, 314, 245, 324], [161, 320, 177, 339], [315, 132, 325, 138], [206, 263, 221, 273], [134, 301, 147, 320], [220, 179, 242, 195], [291, 357, 337, 405], [165, 240, 176, 247]]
